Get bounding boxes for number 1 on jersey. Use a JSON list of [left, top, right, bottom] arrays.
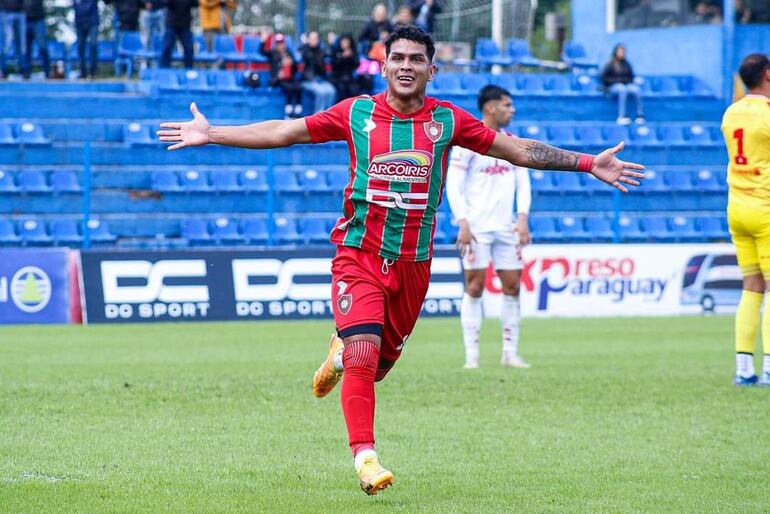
[[733, 128, 748, 165]]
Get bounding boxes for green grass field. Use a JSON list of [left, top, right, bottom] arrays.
[[1, 316, 768, 513]]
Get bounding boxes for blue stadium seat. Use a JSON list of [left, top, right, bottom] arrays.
[[242, 36, 269, 64], [153, 68, 181, 91], [50, 220, 82, 246], [518, 74, 546, 93], [194, 34, 217, 63], [617, 215, 645, 242], [638, 169, 668, 194], [180, 69, 211, 92], [210, 217, 243, 245], [642, 216, 674, 242], [630, 125, 660, 146], [124, 122, 155, 145], [20, 219, 52, 246], [561, 41, 599, 69], [558, 216, 591, 242], [16, 122, 50, 145], [474, 38, 512, 67], [434, 72, 464, 94], [274, 171, 302, 193], [0, 124, 16, 144], [603, 125, 630, 145], [181, 219, 211, 245], [86, 219, 117, 243], [529, 170, 557, 194], [242, 219, 269, 245], [18, 170, 50, 193], [273, 216, 302, 244], [531, 217, 561, 243], [116, 31, 154, 76], [652, 76, 683, 96], [210, 171, 240, 192], [582, 172, 612, 195], [547, 75, 572, 94], [697, 217, 729, 241], [665, 170, 694, 192], [493, 73, 519, 93], [179, 169, 211, 192], [299, 218, 330, 244], [239, 169, 269, 192], [669, 215, 700, 242], [585, 217, 615, 242], [0, 170, 17, 192], [547, 126, 578, 146], [214, 35, 248, 64], [505, 39, 541, 67], [658, 125, 687, 145], [210, 70, 241, 92], [151, 171, 181, 192], [693, 168, 725, 193], [461, 73, 492, 93], [0, 219, 20, 245], [553, 172, 583, 193], [51, 170, 81, 193], [678, 75, 713, 97], [98, 40, 115, 63], [576, 126, 604, 146], [571, 74, 600, 95], [687, 124, 714, 146], [520, 124, 545, 141], [327, 170, 351, 190], [299, 169, 330, 192]]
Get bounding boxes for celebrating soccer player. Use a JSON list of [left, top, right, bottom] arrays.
[[157, 25, 644, 495], [445, 85, 532, 370], [721, 53, 770, 387]]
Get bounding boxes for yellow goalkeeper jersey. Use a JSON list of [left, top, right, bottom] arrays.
[[721, 94, 770, 202]]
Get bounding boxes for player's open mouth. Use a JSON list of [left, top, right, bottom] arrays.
[[396, 76, 415, 85]]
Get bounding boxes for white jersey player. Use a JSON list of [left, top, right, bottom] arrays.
[[445, 85, 532, 369]]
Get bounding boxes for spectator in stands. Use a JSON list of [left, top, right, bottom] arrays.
[[408, 0, 442, 34], [199, 0, 236, 53], [141, 0, 165, 50], [359, 3, 392, 55], [393, 5, 413, 27], [300, 31, 337, 113], [691, 1, 721, 24], [1, 0, 26, 77], [161, 0, 197, 69], [331, 33, 359, 100], [600, 43, 644, 126], [22, 0, 48, 79], [269, 33, 302, 119], [107, 0, 143, 68], [367, 29, 388, 63], [735, 0, 751, 23], [74, 0, 99, 78]]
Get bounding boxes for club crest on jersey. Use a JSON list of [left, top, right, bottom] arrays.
[[367, 150, 434, 183], [423, 120, 443, 142], [337, 293, 353, 315]]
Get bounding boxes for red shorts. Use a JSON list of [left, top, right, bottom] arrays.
[[331, 246, 431, 363]]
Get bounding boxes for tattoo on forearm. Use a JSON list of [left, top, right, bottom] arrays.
[[525, 141, 579, 171]]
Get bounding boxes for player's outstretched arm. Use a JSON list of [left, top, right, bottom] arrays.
[[485, 133, 645, 193], [157, 102, 312, 150]]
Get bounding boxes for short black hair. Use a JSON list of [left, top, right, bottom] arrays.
[[385, 25, 435, 62], [477, 84, 512, 111], [739, 53, 770, 90]]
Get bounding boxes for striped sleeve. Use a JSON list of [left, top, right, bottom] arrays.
[[304, 98, 355, 143], [449, 105, 496, 155]]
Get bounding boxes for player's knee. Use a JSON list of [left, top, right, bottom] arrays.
[[466, 281, 485, 298], [502, 283, 520, 296]]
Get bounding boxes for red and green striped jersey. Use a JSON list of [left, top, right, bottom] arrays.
[[305, 93, 496, 262]]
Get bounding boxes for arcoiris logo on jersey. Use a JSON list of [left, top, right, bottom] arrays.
[[367, 150, 434, 183]]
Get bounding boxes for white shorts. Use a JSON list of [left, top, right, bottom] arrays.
[[462, 230, 523, 271]]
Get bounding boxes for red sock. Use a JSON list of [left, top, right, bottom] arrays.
[[341, 340, 379, 456]]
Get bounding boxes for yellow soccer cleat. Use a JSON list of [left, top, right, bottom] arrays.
[[357, 454, 394, 495], [312, 334, 344, 398]]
